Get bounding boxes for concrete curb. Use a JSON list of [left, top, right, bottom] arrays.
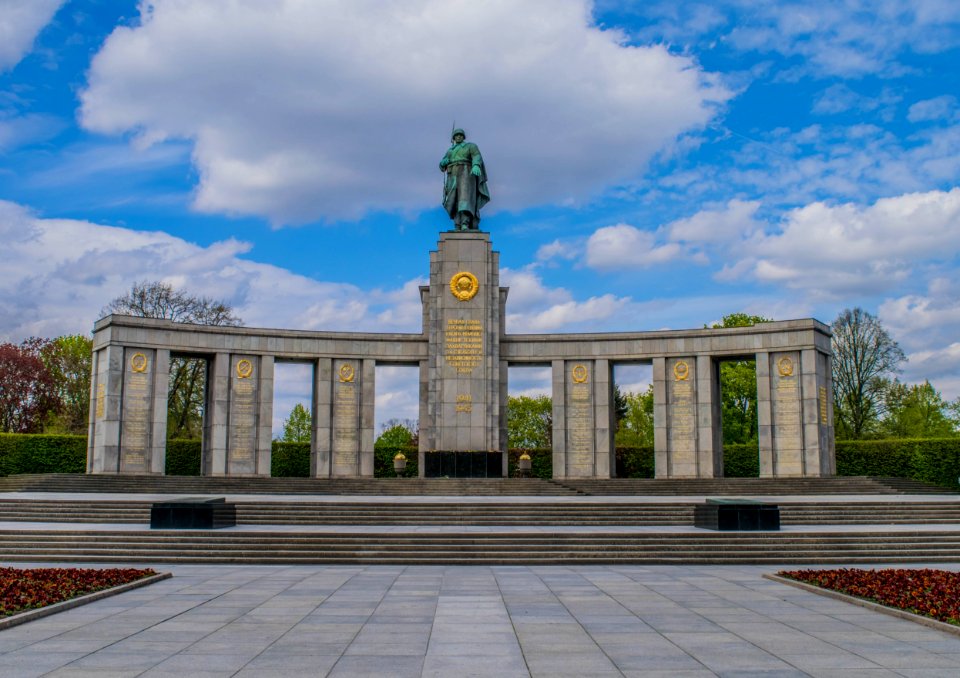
[[763, 572, 960, 637], [0, 571, 171, 631]]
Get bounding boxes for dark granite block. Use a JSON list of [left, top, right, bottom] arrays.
[[150, 497, 236, 529]]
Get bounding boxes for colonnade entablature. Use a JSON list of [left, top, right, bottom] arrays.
[[88, 232, 834, 480]]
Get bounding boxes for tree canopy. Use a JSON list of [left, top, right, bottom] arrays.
[[507, 395, 552, 449], [280, 403, 311, 442], [0, 338, 59, 433], [832, 307, 906, 439], [375, 419, 417, 448], [40, 334, 93, 435]]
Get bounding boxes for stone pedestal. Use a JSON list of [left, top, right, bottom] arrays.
[[419, 232, 507, 476]]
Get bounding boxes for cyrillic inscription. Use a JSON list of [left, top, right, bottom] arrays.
[[444, 318, 483, 374]]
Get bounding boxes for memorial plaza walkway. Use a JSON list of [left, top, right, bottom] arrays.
[[1, 559, 960, 677]]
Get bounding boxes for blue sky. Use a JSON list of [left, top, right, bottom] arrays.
[[2, 0, 959, 432]]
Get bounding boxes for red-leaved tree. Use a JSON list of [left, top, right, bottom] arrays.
[[0, 338, 60, 433]]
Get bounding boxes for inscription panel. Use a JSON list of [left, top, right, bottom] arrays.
[[228, 355, 258, 475], [565, 363, 594, 477], [771, 351, 803, 474], [666, 358, 697, 476], [443, 318, 483, 374], [332, 360, 359, 476], [120, 349, 153, 473]]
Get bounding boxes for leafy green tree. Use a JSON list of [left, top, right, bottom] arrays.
[[832, 308, 906, 439], [710, 313, 771, 444], [880, 381, 959, 438], [615, 385, 653, 447], [507, 394, 552, 449], [280, 403, 312, 442], [41, 334, 93, 434], [375, 420, 416, 448], [103, 280, 242, 439]]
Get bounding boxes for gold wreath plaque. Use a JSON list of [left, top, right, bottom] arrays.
[[130, 352, 148, 373], [571, 364, 588, 383], [449, 271, 479, 301], [673, 360, 690, 381], [236, 359, 254, 379], [338, 363, 355, 383], [777, 357, 794, 377]]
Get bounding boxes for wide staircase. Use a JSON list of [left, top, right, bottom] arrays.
[[0, 474, 951, 496], [2, 498, 960, 527], [1, 474, 957, 565], [1, 529, 959, 565]]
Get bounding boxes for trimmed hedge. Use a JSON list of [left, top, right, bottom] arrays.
[[0, 434, 86, 476], [2, 434, 957, 489]]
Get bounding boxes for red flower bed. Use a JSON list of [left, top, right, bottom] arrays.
[[1, 567, 156, 617], [779, 568, 960, 626]]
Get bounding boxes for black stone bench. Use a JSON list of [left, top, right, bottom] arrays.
[[150, 497, 236, 529], [693, 498, 780, 531]]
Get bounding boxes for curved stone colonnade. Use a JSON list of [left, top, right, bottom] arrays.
[[87, 233, 834, 479]]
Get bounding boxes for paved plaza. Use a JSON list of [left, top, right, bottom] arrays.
[[1, 563, 959, 677]]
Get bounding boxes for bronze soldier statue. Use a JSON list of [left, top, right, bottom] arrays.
[[439, 128, 490, 231]]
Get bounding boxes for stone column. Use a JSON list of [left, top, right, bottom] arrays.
[[112, 347, 167, 474], [801, 349, 836, 476], [225, 354, 270, 476], [87, 344, 124, 474], [550, 359, 611, 478], [360, 358, 376, 477], [256, 355, 274, 477], [423, 232, 504, 467], [696, 355, 722, 478], [764, 351, 805, 477], [313, 358, 372, 477], [311, 358, 332, 477], [203, 352, 229, 476], [654, 356, 721, 478], [756, 350, 773, 477], [417, 358, 430, 477]]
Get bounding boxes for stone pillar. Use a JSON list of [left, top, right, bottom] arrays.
[[756, 351, 774, 477], [256, 355, 274, 477], [311, 358, 332, 477], [801, 349, 835, 476], [550, 359, 612, 478], [761, 351, 805, 477], [87, 344, 124, 474], [203, 352, 229, 476], [423, 232, 504, 463], [313, 358, 372, 477], [225, 354, 270, 476], [91, 347, 167, 475], [654, 355, 720, 478], [696, 355, 722, 477], [360, 358, 376, 477], [417, 358, 430, 477]]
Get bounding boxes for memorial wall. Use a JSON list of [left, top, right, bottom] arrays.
[[88, 231, 834, 480]]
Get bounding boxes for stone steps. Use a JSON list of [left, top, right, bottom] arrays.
[[2, 499, 959, 526], [1, 529, 959, 564]]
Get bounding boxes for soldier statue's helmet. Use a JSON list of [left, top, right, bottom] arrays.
[[451, 128, 466, 140]]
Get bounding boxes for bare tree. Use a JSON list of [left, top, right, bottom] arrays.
[[831, 308, 906, 439], [104, 281, 242, 439]]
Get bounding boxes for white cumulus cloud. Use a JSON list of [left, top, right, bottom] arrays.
[[0, 0, 64, 72], [585, 223, 684, 270], [80, 0, 729, 225]]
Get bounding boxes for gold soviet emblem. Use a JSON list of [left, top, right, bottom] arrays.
[[777, 357, 794, 377], [449, 271, 479, 301], [673, 360, 690, 381], [338, 363, 355, 383], [571, 364, 588, 383], [236, 359, 254, 379], [130, 352, 148, 373]]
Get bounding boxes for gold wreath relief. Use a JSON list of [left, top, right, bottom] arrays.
[[777, 357, 794, 377], [571, 364, 588, 383], [673, 360, 690, 381], [338, 363, 355, 383], [130, 352, 148, 373], [449, 271, 479, 301], [236, 359, 254, 379]]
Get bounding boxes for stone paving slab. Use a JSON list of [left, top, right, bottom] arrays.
[[1, 563, 959, 677]]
